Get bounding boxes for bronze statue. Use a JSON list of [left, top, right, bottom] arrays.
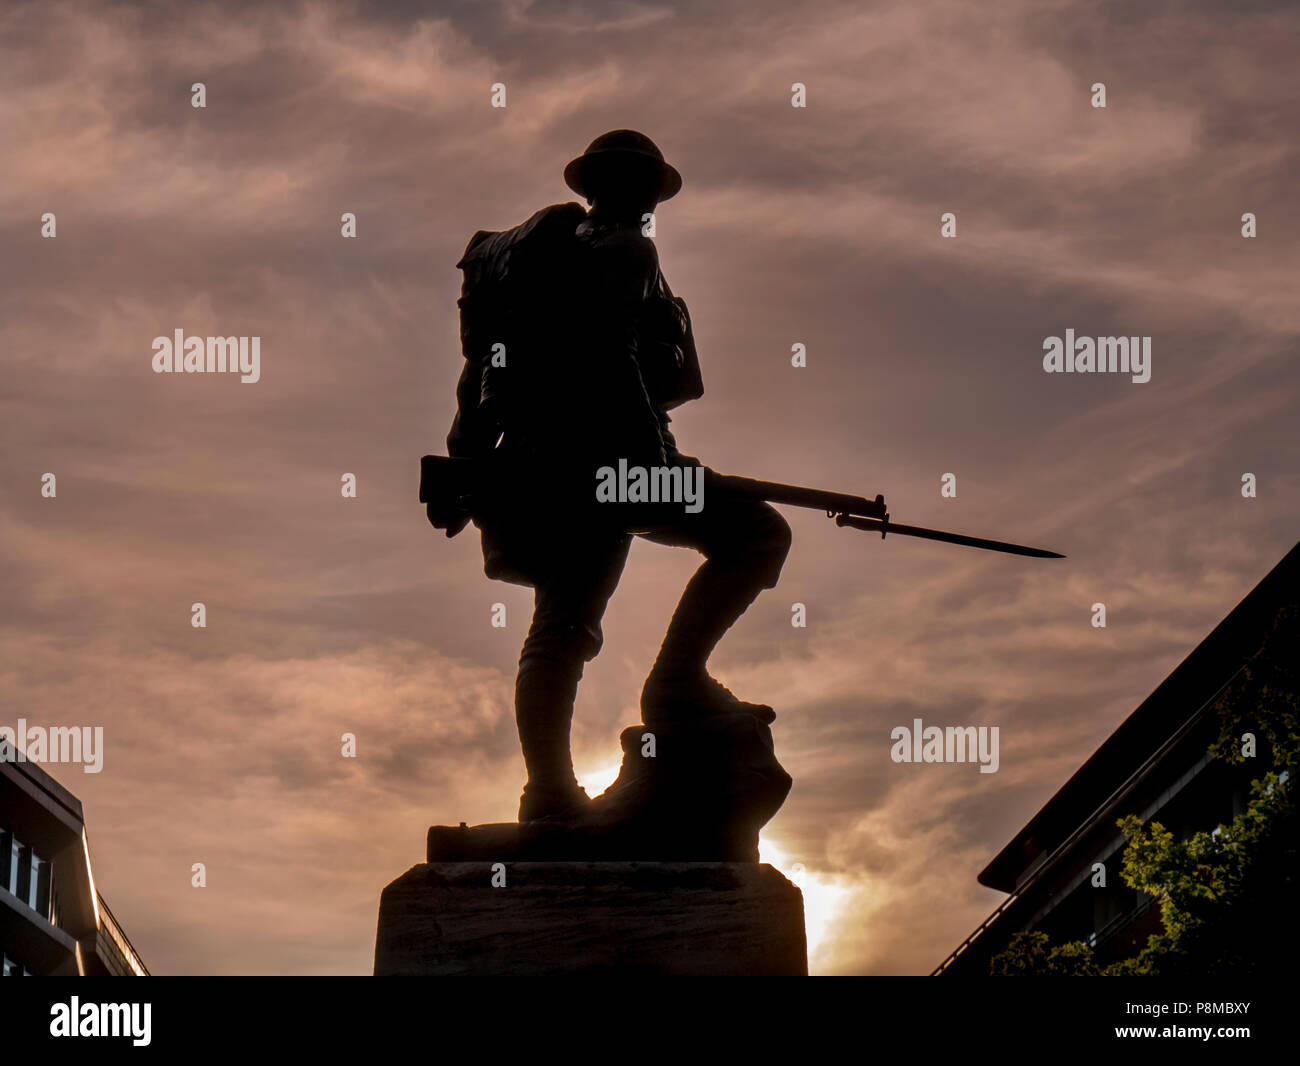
[[422, 132, 1062, 857], [431, 130, 792, 823]]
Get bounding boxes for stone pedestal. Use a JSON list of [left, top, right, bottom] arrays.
[[373, 861, 807, 976]]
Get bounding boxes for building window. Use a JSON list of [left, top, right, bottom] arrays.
[[28, 854, 44, 912], [2, 955, 20, 977], [1, 829, 13, 894], [0, 834, 49, 916], [6, 835, 21, 897]]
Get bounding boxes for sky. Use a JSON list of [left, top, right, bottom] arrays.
[[1, 0, 1296, 975]]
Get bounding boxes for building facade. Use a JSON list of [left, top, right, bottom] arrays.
[[1, 753, 147, 976], [934, 542, 1298, 975]]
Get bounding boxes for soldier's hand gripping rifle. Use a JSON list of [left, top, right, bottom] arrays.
[[419, 455, 1064, 559]]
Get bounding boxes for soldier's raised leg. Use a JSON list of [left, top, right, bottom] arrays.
[[638, 493, 792, 725]]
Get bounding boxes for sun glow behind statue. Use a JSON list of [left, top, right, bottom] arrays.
[[576, 762, 622, 797], [757, 838, 850, 971], [577, 761, 846, 971]]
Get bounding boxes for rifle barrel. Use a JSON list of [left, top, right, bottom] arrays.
[[706, 472, 887, 519]]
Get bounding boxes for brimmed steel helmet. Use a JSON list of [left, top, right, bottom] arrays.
[[563, 129, 682, 203]]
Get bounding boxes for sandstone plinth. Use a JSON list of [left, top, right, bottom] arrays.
[[373, 861, 807, 976]]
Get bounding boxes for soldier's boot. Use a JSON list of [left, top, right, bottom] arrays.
[[514, 651, 593, 822], [641, 669, 776, 726], [640, 557, 778, 727], [518, 781, 591, 822]]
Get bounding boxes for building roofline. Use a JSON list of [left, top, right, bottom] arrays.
[[0, 751, 86, 829], [978, 540, 1300, 893]]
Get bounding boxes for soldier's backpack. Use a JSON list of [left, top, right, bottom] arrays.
[[454, 202, 588, 418], [449, 201, 704, 460]]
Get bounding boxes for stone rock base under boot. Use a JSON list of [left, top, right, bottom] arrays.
[[427, 710, 792, 863]]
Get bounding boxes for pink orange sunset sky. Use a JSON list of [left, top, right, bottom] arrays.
[[1, 0, 1297, 974]]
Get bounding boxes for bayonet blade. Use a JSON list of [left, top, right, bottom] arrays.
[[834, 514, 1064, 559]]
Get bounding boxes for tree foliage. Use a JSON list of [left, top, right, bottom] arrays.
[[990, 605, 1298, 976]]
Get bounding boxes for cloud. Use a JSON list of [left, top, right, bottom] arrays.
[[2, 0, 1296, 974]]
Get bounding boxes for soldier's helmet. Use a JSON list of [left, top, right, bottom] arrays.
[[563, 129, 682, 203]]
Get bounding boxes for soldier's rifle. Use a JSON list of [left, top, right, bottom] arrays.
[[420, 455, 1064, 560]]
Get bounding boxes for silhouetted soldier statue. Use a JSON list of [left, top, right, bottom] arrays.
[[432, 130, 791, 822]]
